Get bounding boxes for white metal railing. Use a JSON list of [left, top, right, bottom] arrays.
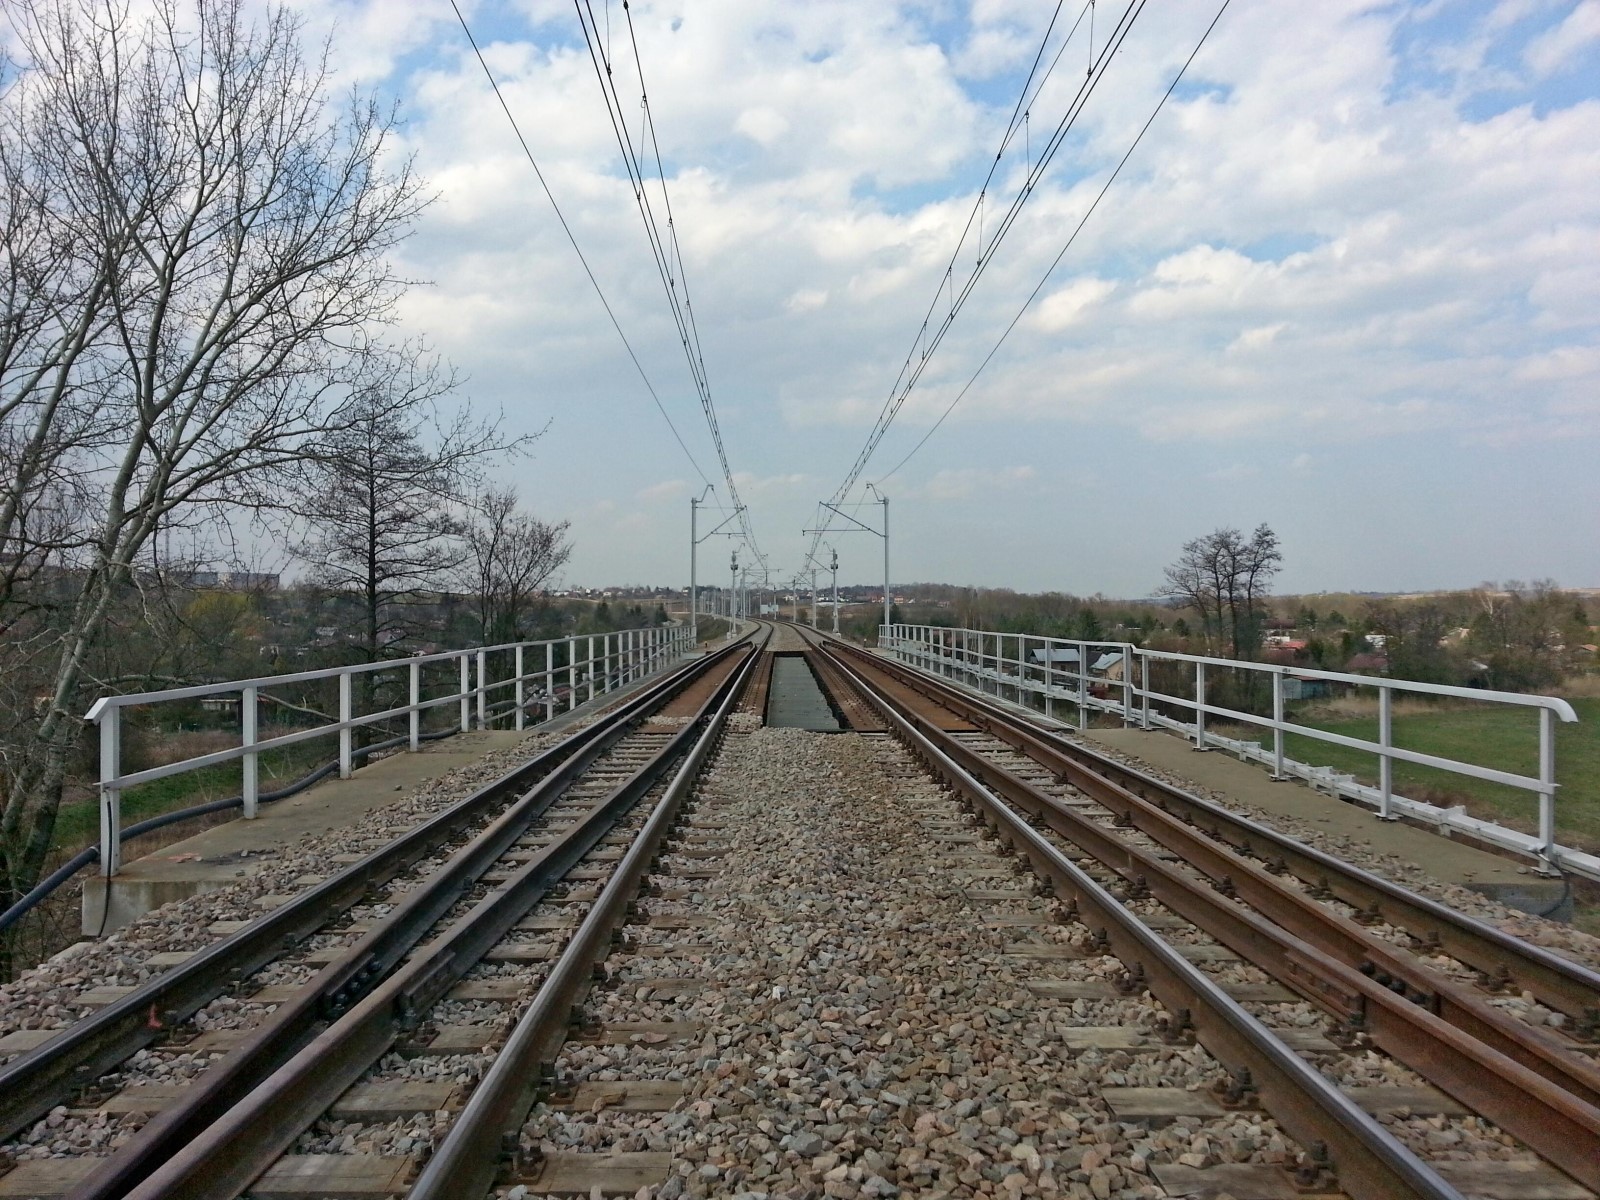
[[879, 623, 1592, 881], [85, 624, 691, 876]]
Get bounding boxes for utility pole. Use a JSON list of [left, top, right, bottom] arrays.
[[830, 547, 840, 634], [729, 549, 739, 638], [881, 491, 890, 638], [810, 568, 818, 628], [806, 485, 891, 645], [691, 491, 741, 648], [689, 495, 698, 645]]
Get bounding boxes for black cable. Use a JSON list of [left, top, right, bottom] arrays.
[[808, 0, 1139, 565], [878, 0, 1234, 483], [574, 0, 769, 572], [447, 0, 713, 488], [0, 727, 459, 937]]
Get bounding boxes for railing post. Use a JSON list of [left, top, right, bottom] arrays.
[[339, 672, 354, 779], [588, 635, 597, 701], [476, 649, 487, 731], [241, 686, 259, 819], [1538, 706, 1558, 872], [1141, 654, 1152, 730], [1121, 646, 1134, 725], [99, 706, 122, 877], [458, 654, 470, 733], [1271, 670, 1287, 779], [1378, 685, 1395, 818], [1078, 643, 1089, 732], [1194, 661, 1207, 750], [514, 645, 525, 732], [409, 659, 421, 750], [1020, 636, 1029, 706], [545, 641, 555, 722], [567, 636, 578, 711]]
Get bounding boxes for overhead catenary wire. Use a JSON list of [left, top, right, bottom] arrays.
[[833, 0, 1145, 500], [574, 0, 768, 571], [806, 0, 1140, 561], [877, 0, 1234, 484], [447, 0, 712, 488]]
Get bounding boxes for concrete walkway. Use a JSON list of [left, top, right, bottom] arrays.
[[1085, 726, 1569, 916]]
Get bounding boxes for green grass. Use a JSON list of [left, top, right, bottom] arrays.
[[1275, 697, 1600, 848], [52, 739, 334, 855]]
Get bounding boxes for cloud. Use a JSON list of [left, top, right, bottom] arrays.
[[320, 0, 1600, 591], [1029, 277, 1115, 331], [1227, 322, 1287, 354], [1526, 1, 1600, 77], [636, 479, 690, 503], [1205, 463, 1259, 482], [914, 464, 1036, 501], [785, 288, 829, 313]]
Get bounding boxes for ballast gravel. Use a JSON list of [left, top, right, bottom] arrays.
[[522, 727, 1307, 1200], [0, 721, 591, 1163]]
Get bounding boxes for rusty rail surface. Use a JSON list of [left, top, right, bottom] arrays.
[[0, 646, 724, 1147], [410, 624, 764, 1198], [832, 634, 1600, 1030], [93, 630, 768, 1200], [811, 634, 1466, 1200], [811, 631, 1600, 1194]]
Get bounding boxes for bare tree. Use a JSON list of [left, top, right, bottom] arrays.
[[461, 486, 572, 644], [1159, 525, 1282, 659], [0, 0, 429, 971], [295, 358, 521, 663]]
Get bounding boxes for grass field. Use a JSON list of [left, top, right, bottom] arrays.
[[1276, 697, 1600, 849]]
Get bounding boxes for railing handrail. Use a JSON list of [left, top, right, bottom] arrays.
[[879, 621, 1590, 881], [86, 623, 692, 876], [887, 624, 1579, 722], [83, 632, 625, 721]]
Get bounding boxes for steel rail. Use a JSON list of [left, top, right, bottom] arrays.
[[832, 634, 1600, 1029], [818, 639, 1600, 1106], [816, 636, 1600, 1192], [0, 647, 723, 1148], [815, 638, 1465, 1200], [63, 637, 754, 1200], [410, 624, 765, 1198], [110, 633, 764, 1200]]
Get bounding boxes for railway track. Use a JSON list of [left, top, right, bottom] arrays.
[[0, 629, 764, 1200], [4, 621, 1596, 1198], [801, 625, 1600, 1200]]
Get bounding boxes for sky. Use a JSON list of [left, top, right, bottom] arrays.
[[280, 0, 1598, 596]]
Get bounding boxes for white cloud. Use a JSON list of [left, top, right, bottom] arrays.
[[636, 479, 690, 503], [734, 106, 790, 145], [1030, 277, 1115, 331], [311, 0, 1600, 591], [914, 465, 1036, 501], [785, 288, 829, 314], [1227, 322, 1287, 354], [1526, 1, 1600, 76]]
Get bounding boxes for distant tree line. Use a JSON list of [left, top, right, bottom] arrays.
[[880, 527, 1592, 698]]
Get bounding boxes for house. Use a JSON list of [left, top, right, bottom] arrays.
[[1029, 648, 1083, 668]]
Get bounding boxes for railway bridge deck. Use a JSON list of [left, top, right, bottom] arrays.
[[0, 622, 1595, 1200]]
